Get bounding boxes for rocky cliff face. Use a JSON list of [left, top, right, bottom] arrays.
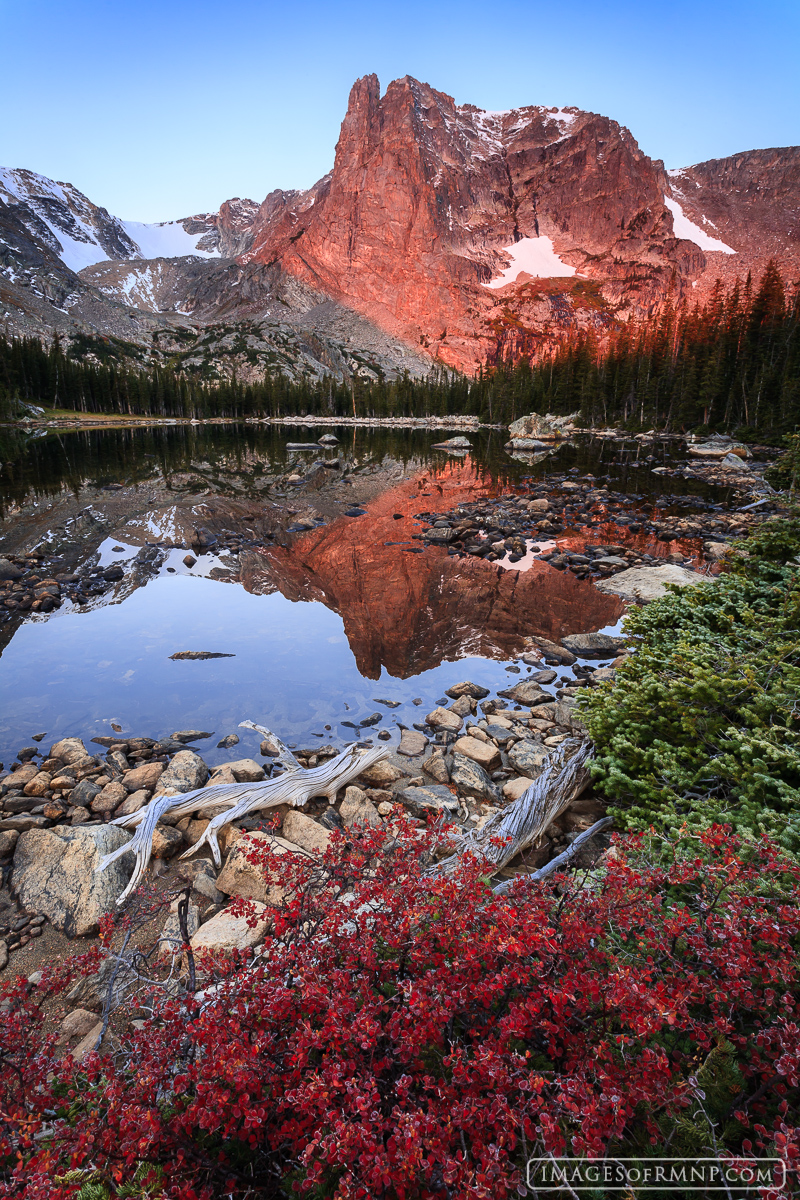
[[242, 76, 711, 371], [242, 75, 799, 372], [0, 167, 429, 383], [1, 80, 797, 378], [668, 146, 800, 301]]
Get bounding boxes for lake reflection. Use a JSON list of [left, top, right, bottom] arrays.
[[0, 422, 702, 764]]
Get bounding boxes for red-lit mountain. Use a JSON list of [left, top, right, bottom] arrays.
[[2, 76, 798, 376], [240, 75, 800, 371]]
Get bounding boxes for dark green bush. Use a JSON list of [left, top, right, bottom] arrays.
[[582, 518, 800, 851]]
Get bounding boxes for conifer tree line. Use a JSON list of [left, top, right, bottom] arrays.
[[0, 262, 796, 434]]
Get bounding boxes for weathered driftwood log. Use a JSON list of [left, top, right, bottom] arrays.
[[97, 737, 389, 905], [430, 737, 593, 879], [492, 816, 614, 895]]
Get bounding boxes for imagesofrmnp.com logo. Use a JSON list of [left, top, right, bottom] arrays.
[[527, 1157, 787, 1194]]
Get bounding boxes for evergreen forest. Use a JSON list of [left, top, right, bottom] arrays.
[[1, 262, 797, 436]]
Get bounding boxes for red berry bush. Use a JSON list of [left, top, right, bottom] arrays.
[[2, 824, 799, 1198]]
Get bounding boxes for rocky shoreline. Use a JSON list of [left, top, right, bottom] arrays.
[[0, 633, 626, 978], [414, 460, 782, 584]]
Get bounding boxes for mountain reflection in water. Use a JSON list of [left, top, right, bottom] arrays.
[[244, 460, 625, 679]]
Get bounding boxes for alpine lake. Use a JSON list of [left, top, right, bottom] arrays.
[[0, 420, 746, 771]]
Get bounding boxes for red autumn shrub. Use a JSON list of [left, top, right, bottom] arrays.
[[2, 823, 799, 1198]]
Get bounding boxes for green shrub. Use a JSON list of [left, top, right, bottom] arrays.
[[581, 518, 800, 852]]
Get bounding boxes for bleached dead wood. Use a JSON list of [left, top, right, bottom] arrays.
[[429, 737, 593, 879], [492, 815, 613, 895], [237, 720, 302, 772], [96, 738, 389, 905]]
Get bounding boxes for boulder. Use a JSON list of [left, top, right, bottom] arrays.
[[452, 736, 500, 771], [339, 786, 381, 829], [70, 1022, 105, 1062], [282, 811, 331, 855], [503, 776, 532, 802], [176, 860, 224, 904], [50, 768, 77, 791], [64, 954, 137, 1010], [397, 729, 429, 757], [70, 779, 102, 808], [523, 639, 577, 666], [209, 758, 265, 784], [190, 903, 270, 952], [422, 750, 450, 783], [561, 632, 627, 656], [450, 754, 500, 802], [12, 825, 134, 936], [445, 681, 490, 700], [151, 825, 184, 859], [0, 558, 23, 580], [399, 784, 458, 817], [425, 707, 463, 733], [448, 695, 474, 717], [431, 435, 471, 449], [1, 814, 49, 832], [508, 412, 576, 440], [176, 816, 210, 845], [483, 723, 517, 744], [49, 738, 88, 765], [594, 565, 707, 604], [91, 780, 128, 814], [591, 667, 616, 683], [216, 832, 302, 905], [156, 750, 209, 793], [497, 681, 548, 705], [171, 730, 214, 743], [0, 830, 19, 859], [508, 741, 549, 778], [58, 1007, 99, 1043], [23, 772, 51, 797], [3, 763, 40, 790], [123, 762, 165, 792], [357, 760, 405, 787], [115, 789, 150, 817], [553, 700, 585, 731]]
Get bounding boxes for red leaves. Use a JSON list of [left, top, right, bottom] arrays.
[[2, 825, 800, 1197]]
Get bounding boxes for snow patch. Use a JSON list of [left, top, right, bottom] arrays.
[[0, 166, 129, 272], [483, 236, 576, 288], [664, 196, 735, 254], [121, 220, 219, 260], [0, 165, 221, 273]]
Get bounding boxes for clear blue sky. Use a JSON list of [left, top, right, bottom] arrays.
[[1, 0, 797, 223]]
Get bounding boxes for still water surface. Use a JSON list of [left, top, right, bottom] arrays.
[[0, 423, 712, 766]]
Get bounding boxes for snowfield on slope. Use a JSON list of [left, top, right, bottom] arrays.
[[664, 197, 736, 254], [121, 220, 219, 260], [0, 165, 220, 273], [482, 236, 577, 287]]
